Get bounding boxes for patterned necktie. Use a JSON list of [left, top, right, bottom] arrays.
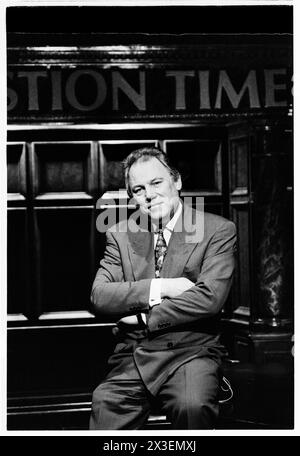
[[154, 229, 168, 278]]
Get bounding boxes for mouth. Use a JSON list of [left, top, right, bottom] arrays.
[[148, 203, 162, 209]]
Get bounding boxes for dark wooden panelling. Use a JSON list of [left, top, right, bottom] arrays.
[[252, 155, 291, 203], [231, 206, 251, 312], [164, 139, 222, 192], [203, 203, 224, 216], [35, 208, 94, 314], [228, 127, 252, 320], [7, 209, 30, 316], [32, 142, 94, 196], [7, 143, 26, 198], [230, 137, 249, 194], [6, 126, 232, 326], [99, 141, 158, 192], [7, 325, 116, 395]]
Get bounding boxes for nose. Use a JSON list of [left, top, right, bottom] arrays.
[[145, 185, 156, 201]]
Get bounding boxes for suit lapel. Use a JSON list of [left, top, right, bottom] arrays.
[[126, 203, 201, 280], [127, 222, 155, 280]]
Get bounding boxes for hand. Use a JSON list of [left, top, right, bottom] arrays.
[[160, 277, 195, 299], [117, 315, 139, 325]]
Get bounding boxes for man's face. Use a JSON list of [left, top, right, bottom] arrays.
[[128, 157, 182, 225]]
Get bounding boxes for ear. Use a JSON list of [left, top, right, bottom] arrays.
[[175, 175, 182, 191]]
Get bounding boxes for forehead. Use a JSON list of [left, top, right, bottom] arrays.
[[129, 157, 172, 185]]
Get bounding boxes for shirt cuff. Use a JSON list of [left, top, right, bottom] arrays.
[[149, 278, 162, 308], [140, 313, 147, 324]]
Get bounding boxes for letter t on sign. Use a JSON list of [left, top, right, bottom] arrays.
[[17, 71, 47, 111], [166, 71, 195, 110]]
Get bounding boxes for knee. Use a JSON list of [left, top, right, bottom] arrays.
[[170, 396, 217, 417], [90, 383, 113, 429], [166, 396, 219, 429], [91, 383, 110, 408], [193, 401, 219, 419]]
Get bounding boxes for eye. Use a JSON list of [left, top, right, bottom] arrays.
[[153, 180, 162, 187], [133, 187, 143, 196]]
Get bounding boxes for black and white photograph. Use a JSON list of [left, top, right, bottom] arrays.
[[2, 0, 295, 437]]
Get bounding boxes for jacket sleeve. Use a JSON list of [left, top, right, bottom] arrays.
[[91, 230, 151, 319], [147, 220, 237, 333]]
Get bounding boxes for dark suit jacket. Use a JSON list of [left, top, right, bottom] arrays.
[[91, 203, 236, 394]]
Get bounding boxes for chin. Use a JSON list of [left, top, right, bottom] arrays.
[[150, 207, 170, 222]]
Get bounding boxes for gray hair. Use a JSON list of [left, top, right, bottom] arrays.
[[123, 147, 180, 197]]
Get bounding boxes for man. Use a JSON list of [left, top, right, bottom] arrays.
[[89, 147, 236, 430]]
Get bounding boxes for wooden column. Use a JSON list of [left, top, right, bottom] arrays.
[[251, 121, 293, 329], [247, 120, 293, 362], [226, 119, 293, 363]]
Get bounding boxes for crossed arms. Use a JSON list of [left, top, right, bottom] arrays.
[[91, 220, 236, 332]]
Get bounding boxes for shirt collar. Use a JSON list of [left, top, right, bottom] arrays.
[[151, 201, 182, 234], [164, 200, 182, 233]]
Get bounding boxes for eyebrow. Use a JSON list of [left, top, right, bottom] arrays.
[[131, 177, 164, 191]]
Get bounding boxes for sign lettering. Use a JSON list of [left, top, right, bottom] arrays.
[[7, 67, 292, 120]]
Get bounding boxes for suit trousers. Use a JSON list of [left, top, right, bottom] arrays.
[[89, 355, 221, 430]]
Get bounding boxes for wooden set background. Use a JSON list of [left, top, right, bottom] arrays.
[[6, 19, 293, 429]]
